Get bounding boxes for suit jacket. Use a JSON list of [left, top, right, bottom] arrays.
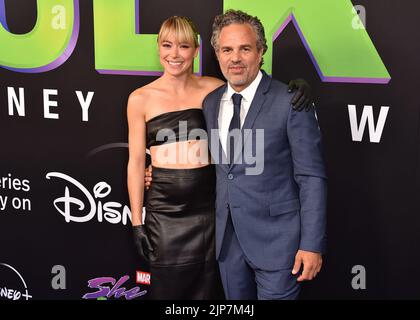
[[202, 71, 327, 271]]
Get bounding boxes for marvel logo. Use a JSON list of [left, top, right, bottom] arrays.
[[136, 271, 151, 285]]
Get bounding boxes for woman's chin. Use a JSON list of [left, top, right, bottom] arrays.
[[164, 67, 192, 77]]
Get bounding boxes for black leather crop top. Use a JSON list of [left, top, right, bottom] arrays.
[[146, 108, 207, 149]]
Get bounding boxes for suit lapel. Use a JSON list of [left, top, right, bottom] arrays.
[[207, 84, 229, 172], [232, 71, 272, 167]]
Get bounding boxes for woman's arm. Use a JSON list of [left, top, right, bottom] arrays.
[[127, 91, 147, 226]]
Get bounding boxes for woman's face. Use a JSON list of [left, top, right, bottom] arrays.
[[158, 32, 198, 76]]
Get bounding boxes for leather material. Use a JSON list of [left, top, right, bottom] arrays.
[[144, 165, 223, 299], [132, 225, 154, 261], [146, 108, 207, 149]]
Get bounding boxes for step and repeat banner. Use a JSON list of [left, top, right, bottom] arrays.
[[1, 0, 419, 300]]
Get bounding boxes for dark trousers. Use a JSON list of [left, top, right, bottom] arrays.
[[218, 212, 301, 300]]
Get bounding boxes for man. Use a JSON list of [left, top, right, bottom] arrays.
[[201, 10, 327, 300], [143, 10, 326, 300]]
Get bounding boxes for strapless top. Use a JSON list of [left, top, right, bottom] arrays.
[[146, 108, 207, 149]]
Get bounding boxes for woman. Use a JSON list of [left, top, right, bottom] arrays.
[[127, 16, 225, 299]]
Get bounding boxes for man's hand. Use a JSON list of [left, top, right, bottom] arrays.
[[145, 165, 152, 190], [292, 250, 323, 282], [287, 78, 314, 111]]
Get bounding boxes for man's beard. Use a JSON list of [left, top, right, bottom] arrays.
[[224, 72, 248, 87]]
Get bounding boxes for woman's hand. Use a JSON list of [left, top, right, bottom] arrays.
[[133, 225, 154, 261]]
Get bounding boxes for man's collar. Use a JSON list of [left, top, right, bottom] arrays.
[[224, 70, 263, 102]]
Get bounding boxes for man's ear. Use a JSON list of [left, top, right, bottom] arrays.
[[258, 49, 263, 65], [214, 49, 220, 61]]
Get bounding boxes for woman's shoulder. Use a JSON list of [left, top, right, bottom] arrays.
[[127, 89, 145, 116], [127, 86, 153, 118], [129, 80, 161, 101], [128, 80, 164, 110]]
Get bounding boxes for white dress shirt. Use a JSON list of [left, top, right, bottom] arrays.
[[218, 71, 263, 155]]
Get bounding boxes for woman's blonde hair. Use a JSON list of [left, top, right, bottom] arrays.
[[158, 16, 199, 48]]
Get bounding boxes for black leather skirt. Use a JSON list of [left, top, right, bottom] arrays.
[[144, 165, 224, 299]]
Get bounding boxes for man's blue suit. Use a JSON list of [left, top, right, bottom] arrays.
[[202, 71, 327, 299]]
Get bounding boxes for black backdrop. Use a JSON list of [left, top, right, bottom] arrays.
[[1, 0, 420, 300]]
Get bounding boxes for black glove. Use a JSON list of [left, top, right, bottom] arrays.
[[287, 78, 314, 111], [133, 225, 154, 261]]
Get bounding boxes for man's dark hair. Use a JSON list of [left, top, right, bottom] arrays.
[[211, 9, 268, 67]]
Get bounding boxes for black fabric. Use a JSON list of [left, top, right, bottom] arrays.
[[144, 165, 224, 300], [146, 108, 207, 149], [227, 94, 242, 165], [132, 225, 154, 261]]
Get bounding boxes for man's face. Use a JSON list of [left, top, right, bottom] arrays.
[[216, 23, 263, 92]]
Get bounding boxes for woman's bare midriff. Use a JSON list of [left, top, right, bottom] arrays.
[[149, 139, 211, 169]]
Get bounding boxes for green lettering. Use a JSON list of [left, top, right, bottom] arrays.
[[0, 0, 78, 73], [93, 0, 201, 75], [225, 0, 390, 83]]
